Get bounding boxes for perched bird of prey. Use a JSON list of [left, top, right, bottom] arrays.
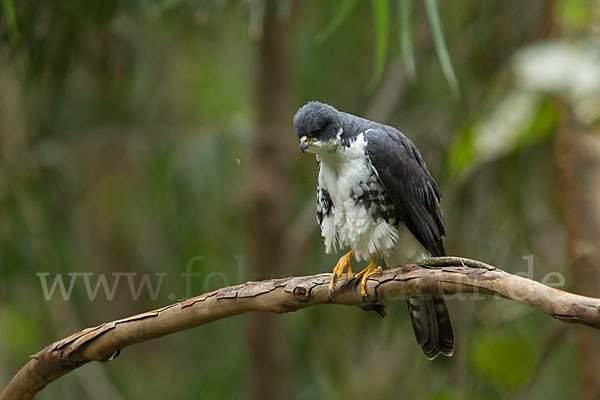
[[293, 101, 454, 359]]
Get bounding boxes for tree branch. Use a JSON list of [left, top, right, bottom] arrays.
[[3, 256, 600, 400]]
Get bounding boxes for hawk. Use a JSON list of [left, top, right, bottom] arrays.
[[293, 101, 454, 359]]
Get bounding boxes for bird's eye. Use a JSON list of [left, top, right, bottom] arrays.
[[311, 128, 323, 136]]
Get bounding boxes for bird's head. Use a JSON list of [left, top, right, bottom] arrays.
[[293, 101, 342, 154]]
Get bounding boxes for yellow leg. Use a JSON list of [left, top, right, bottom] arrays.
[[351, 255, 383, 298], [328, 250, 354, 298]]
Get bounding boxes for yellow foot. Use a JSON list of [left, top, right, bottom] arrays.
[[328, 250, 354, 299], [349, 255, 383, 298]]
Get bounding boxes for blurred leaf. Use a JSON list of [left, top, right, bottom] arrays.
[[316, 0, 358, 43], [446, 122, 475, 176], [424, 0, 459, 98], [398, 0, 416, 80], [513, 40, 600, 125], [514, 98, 559, 149], [1, 0, 20, 43], [469, 329, 536, 392], [367, 0, 389, 90], [471, 90, 538, 161], [428, 390, 488, 400], [427, 390, 466, 400], [555, 0, 590, 30], [1, 307, 39, 362], [447, 90, 554, 176]]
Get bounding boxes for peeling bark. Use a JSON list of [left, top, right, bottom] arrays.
[[2, 257, 600, 400]]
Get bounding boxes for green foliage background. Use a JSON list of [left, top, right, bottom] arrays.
[[1, 0, 596, 398]]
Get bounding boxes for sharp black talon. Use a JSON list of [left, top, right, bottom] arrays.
[[328, 289, 334, 301], [362, 294, 367, 302], [347, 276, 356, 288]]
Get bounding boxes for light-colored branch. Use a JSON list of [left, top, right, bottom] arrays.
[[2, 257, 600, 400]]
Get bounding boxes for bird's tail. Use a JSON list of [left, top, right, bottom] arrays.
[[406, 296, 454, 359], [386, 247, 454, 359]]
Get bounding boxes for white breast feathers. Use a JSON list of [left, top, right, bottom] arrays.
[[316, 133, 400, 261]]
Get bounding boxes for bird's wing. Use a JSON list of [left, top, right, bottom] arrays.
[[364, 127, 446, 257], [365, 127, 454, 359]]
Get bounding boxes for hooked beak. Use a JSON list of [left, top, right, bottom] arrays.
[[299, 135, 309, 153]]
